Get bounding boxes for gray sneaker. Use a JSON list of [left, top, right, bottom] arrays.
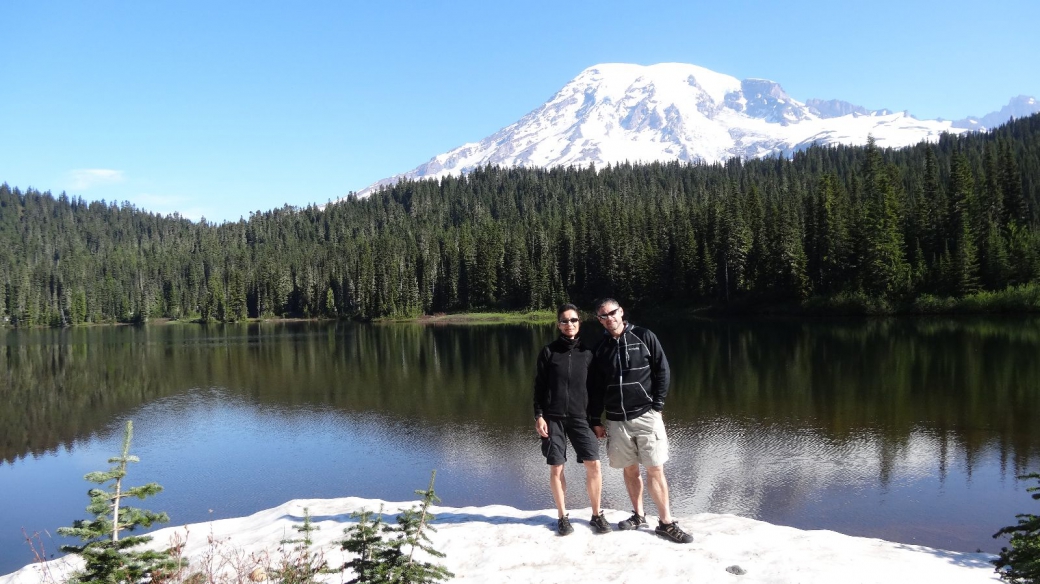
[[655, 520, 693, 543], [589, 512, 612, 534], [557, 515, 574, 536], [617, 511, 648, 530]]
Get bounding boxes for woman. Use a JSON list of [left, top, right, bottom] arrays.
[[533, 303, 611, 536]]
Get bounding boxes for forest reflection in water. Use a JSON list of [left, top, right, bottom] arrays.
[[0, 316, 1037, 572]]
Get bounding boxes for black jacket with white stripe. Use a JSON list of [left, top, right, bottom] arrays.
[[588, 323, 670, 424]]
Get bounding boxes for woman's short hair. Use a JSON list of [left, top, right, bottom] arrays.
[[557, 303, 580, 319]]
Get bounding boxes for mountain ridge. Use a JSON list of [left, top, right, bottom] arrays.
[[345, 63, 1039, 199]]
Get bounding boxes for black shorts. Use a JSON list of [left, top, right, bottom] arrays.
[[540, 416, 600, 465]]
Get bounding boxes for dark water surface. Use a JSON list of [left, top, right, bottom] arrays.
[[1, 317, 1038, 573]]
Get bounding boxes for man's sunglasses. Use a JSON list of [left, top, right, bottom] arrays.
[[596, 307, 621, 320], [558, 318, 580, 325]]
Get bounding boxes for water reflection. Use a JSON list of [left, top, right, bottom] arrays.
[[0, 317, 1038, 572]]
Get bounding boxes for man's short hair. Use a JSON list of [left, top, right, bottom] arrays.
[[593, 298, 620, 313], [557, 303, 580, 319]]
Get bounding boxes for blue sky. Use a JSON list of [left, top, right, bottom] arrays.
[[1, 0, 1037, 223]]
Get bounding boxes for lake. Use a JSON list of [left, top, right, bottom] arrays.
[[1, 316, 1038, 574]]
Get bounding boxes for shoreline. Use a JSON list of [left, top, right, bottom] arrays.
[[1, 497, 1003, 584], [7, 280, 1040, 330], [5, 304, 1040, 331], [378, 310, 556, 324]]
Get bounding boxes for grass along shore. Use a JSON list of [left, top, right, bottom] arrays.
[[376, 309, 557, 324]]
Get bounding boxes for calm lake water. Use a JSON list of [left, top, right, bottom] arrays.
[[1, 317, 1038, 573]]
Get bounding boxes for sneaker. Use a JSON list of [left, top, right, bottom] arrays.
[[557, 515, 574, 536], [655, 520, 693, 544], [617, 511, 648, 531], [589, 512, 613, 534]]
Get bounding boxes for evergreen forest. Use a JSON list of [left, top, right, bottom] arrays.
[[2, 114, 1040, 326]]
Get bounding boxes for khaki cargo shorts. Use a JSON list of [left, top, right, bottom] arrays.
[[605, 410, 669, 469]]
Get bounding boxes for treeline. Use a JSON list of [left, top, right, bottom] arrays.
[[2, 114, 1040, 325]]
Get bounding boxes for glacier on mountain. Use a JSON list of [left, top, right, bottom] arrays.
[[347, 63, 1039, 199]]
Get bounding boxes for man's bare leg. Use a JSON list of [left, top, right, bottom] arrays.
[[583, 460, 602, 516], [550, 465, 567, 518], [623, 464, 644, 516], [645, 465, 672, 523]]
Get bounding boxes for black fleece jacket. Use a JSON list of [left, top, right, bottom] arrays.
[[533, 335, 594, 419], [588, 323, 670, 424]]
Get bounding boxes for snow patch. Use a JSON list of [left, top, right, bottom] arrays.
[[1, 498, 1001, 584]]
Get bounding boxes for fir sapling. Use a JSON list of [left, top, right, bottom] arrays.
[[339, 470, 453, 584], [57, 420, 179, 584], [993, 472, 1040, 584]]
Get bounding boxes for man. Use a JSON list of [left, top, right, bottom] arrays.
[[588, 298, 693, 544], [534, 303, 612, 536]]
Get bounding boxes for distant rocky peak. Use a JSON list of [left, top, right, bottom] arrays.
[[742, 78, 792, 101], [1009, 94, 1038, 107], [730, 79, 810, 124], [953, 94, 1040, 131], [807, 98, 870, 118]]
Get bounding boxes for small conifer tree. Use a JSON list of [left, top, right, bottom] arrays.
[[341, 507, 390, 584], [386, 470, 453, 584], [57, 420, 177, 584], [274, 507, 328, 584], [282, 507, 320, 547], [340, 470, 453, 584], [994, 472, 1040, 583]]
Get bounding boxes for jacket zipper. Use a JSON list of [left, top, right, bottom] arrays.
[[616, 333, 626, 421]]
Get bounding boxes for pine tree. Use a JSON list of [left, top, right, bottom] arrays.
[[861, 138, 909, 298], [324, 286, 337, 318], [339, 471, 453, 584], [341, 508, 391, 584], [71, 288, 88, 324], [1000, 140, 1028, 228], [717, 189, 752, 301], [382, 470, 453, 584], [949, 152, 981, 295], [921, 147, 946, 266], [275, 508, 329, 584], [816, 173, 850, 294], [993, 472, 1040, 583], [778, 193, 810, 300], [227, 269, 247, 322], [57, 420, 178, 584]]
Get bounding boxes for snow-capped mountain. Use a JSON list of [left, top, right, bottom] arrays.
[[349, 63, 1039, 198]]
